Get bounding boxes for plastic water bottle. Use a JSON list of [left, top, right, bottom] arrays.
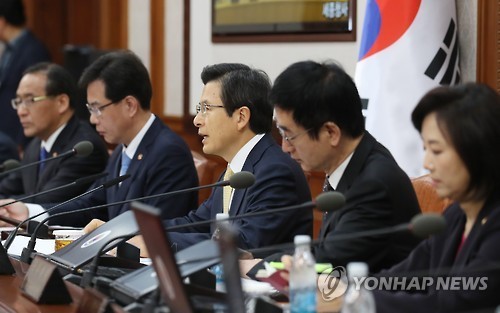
[[211, 213, 228, 241], [342, 262, 376, 313], [289, 235, 317, 313], [211, 213, 229, 292]]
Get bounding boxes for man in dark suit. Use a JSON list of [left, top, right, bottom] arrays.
[[121, 63, 312, 255], [0, 62, 108, 203], [0, 51, 199, 227], [245, 61, 421, 275], [0, 0, 51, 146]]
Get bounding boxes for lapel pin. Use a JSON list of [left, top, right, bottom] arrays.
[[481, 217, 487, 225], [137, 153, 143, 160]]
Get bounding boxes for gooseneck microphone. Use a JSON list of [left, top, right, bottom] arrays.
[[31, 171, 256, 225], [78, 191, 344, 288], [0, 141, 94, 178], [0, 159, 20, 172], [18, 174, 130, 263], [36, 189, 338, 289], [408, 212, 447, 238], [247, 213, 447, 256], [165, 191, 346, 232], [0, 172, 109, 211], [0, 172, 109, 243], [80, 232, 138, 288]]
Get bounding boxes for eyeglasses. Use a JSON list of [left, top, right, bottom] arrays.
[[86, 101, 117, 117], [11, 95, 52, 110], [195, 102, 224, 116], [278, 127, 312, 143]]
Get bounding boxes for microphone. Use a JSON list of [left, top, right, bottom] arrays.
[[247, 213, 447, 256], [17, 174, 130, 264], [30, 171, 256, 228], [0, 159, 20, 172], [2, 172, 109, 249], [80, 232, 137, 288], [0, 141, 94, 178], [41, 190, 339, 286], [18, 174, 129, 263], [79, 193, 338, 288], [0, 172, 109, 210], [165, 191, 346, 232], [408, 212, 446, 238], [77, 193, 344, 288]]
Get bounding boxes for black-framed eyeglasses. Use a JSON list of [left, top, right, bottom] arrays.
[[277, 127, 312, 143], [86, 101, 117, 117], [195, 102, 224, 116], [11, 95, 52, 110]]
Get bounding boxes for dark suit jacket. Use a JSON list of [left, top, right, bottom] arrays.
[[165, 133, 313, 252], [0, 131, 19, 163], [0, 115, 108, 202], [248, 132, 421, 277], [47, 117, 199, 227], [315, 132, 421, 272], [374, 196, 500, 313], [0, 30, 51, 144]]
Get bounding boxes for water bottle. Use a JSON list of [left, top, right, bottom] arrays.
[[342, 262, 376, 313], [211, 213, 229, 292], [211, 213, 228, 241], [289, 235, 317, 313]]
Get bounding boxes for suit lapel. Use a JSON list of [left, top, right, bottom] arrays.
[[230, 134, 273, 216], [453, 197, 500, 268], [107, 117, 163, 218], [319, 132, 376, 239], [23, 139, 42, 193]]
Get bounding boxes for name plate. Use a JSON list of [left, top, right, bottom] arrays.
[[21, 255, 72, 304]]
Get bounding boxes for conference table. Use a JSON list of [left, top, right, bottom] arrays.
[[0, 257, 81, 313], [0, 235, 340, 313]]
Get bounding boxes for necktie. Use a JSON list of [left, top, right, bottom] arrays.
[[323, 177, 334, 192], [222, 166, 234, 214], [38, 147, 49, 174], [323, 177, 334, 220], [120, 151, 131, 176]]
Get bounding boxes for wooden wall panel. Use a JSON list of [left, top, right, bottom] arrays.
[[477, 0, 500, 92], [23, 0, 127, 66]]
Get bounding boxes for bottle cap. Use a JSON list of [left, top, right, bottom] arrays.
[[215, 213, 229, 221], [294, 234, 311, 245], [347, 262, 369, 277]]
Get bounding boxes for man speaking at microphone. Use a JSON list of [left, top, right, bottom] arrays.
[[104, 63, 313, 255], [0, 51, 199, 226], [0, 62, 108, 204]]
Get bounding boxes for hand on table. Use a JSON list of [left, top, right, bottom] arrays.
[[0, 200, 28, 226]]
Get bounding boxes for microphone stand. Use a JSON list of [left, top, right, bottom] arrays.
[[20, 175, 130, 264], [3, 172, 109, 250], [80, 232, 139, 288], [0, 140, 93, 178], [0, 172, 108, 210]]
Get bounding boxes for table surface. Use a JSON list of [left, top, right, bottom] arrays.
[[0, 257, 82, 313]]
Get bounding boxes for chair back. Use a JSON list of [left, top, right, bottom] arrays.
[[191, 150, 218, 204], [411, 175, 451, 213]]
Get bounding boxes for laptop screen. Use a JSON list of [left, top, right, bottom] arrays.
[[48, 211, 138, 271]]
